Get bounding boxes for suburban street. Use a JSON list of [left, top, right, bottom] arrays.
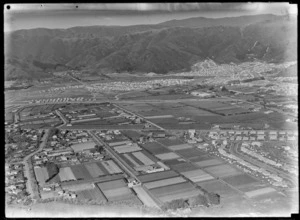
[[23, 129, 50, 198]]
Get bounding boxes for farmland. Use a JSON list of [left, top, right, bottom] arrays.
[[34, 167, 49, 186], [70, 164, 93, 180], [138, 170, 179, 183], [143, 177, 187, 189], [141, 142, 170, 155], [176, 148, 202, 159], [155, 152, 180, 161], [222, 174, 259, 188], [194, 159, 225, 168], [59, 167, 77, 182], [181, 169, 215, 183], [101, 160, 123, 174], [204, 164, 242, 178], [196, 180, 238, 197], [84, 163, 106, 178], [77, 187, 107, 202], [156, 138, 184, 147]]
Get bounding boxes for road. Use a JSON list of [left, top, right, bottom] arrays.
[[230, 142, 295, 185], [112, 103, 165, 131], [55, 110, 68, 128], [23, 129, 50, 198]]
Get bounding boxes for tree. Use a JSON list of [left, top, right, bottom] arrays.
[[95, 145, 104, 153], [206, 192, 220, 205], [188, 194, 209, 207], [163, 199, 189, 210]]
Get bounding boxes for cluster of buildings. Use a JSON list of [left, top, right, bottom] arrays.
[[5, 126, 42, 163], [5, 164, 29, 205], [86, 79, 194, 92], [30, 97, 95, 104]]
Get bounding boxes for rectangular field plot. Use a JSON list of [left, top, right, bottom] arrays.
[[164, 159, 186, 166], [96, 179, 127, 191], [150, 182, 195, 197], [123, 153, 143, 167], [103, 187, 133, 200], [189, 155, 212, 162], [59, 167, 77, 182], [155, 152, 180, 160], [176, 148, 202, 159], [144, 177, 187, 190], [113, 144, 142, 154], [168, 144, 193, 151], [101, 160, 123, 174], [245, 187, 277, 198], [194, 159, 225, 168], [156, 138, 184, 147], [141, 142, 170, 155], [77, 187, 107, 202], [70, 165, 92, 180], [138, 170, 179, 183], [132, 151, 155, 165], [222, 174, 259, 188], [84, 163, 106, 178], [121, 130, 142, 141], [170, 162, 198, 172], [181, 169, 214, 183], [159, 189, 202, 203], [196, 180, 238, 197], [34, 167, 49, 186], [204, 164, 242, 178]]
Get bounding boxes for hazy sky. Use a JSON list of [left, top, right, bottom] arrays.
[[4, 3, 297, 32]]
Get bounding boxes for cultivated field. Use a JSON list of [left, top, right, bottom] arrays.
[[222, 174, 259, 188], [168, 144, 193, 151], [84, 163, 106, 178], [155, 152, 180, 160], [143, 177, 187, 189], [76, 187, 107, 202], [141, 142, 170, 155], [181, 169, 215, 183], [101, 160, 123, 174], [194, 159, 225, 168], [70, 164, 93, 180], [196, 180, 238, 197], [132, 152, 155, 166], [113, 145, 142, 154], [170, 162, 198, 172], [204, 164, 242, 178], [138, 170, 179, 183], [156, 138, 184, 147], [245, 187, 277, 198], [176, 148, 203, 159]]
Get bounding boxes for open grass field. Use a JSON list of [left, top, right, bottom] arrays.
[[175, 148, 203, 159], [194, 159, 225, 168], [143, 176, 187, 189], [204, 164, 242, 178], [155, 152, 181, 160], [70, 165, 93, 180], [101, 160, 123, 174], [245, 187, 277, 198], [34, 167, 49, 186], [76, 187, 107, 202], [181, 169, 215, 183], [141, 142, 171, 155], [170, 162, 198, 172], [84, 163, 106, 178], [196, 179, 238, 197], [59, 167, 76, 182], [138, 170, 179, 183], [222, 174, 259, 188], [156, 138, 184, 147]]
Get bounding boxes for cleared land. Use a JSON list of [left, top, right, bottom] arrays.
[[204, 164, 242, 178], [138, 170, 178, 183], [181, 169, 215, 183], [194, 159, 225, 168], [143, 176, 187, 189], [155, 152, 180, 160], [222, 174, 259, 188]]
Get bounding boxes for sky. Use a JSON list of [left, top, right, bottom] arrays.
[[4, 3, 298, 32]]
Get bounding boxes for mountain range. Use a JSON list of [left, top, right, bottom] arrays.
[[4, 14, 297, 80]]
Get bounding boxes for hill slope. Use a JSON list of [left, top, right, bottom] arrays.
[[4, 14, 296, 80]]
